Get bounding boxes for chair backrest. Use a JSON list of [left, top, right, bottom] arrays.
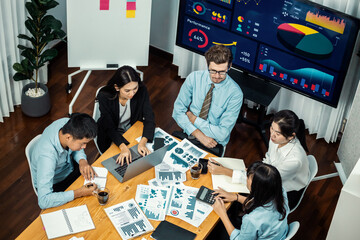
[[93, 86, 105, 155], [285, 221, 300, 240], [289, 155, 318, 213], [25, 134, 42, 196]]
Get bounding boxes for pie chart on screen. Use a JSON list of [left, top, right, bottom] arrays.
[[277, 23, 333, 59]]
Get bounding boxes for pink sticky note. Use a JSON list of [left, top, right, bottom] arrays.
[[100, 0, 109, 10], [127, 2, 136, 10]]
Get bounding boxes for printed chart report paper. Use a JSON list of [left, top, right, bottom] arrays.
[[104, 199, 154, 239]]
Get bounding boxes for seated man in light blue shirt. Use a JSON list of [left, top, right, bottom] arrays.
[[172, 45, 243, 156], [31, 113, 98, 209]]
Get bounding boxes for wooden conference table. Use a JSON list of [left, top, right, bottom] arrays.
[[17, 121, 230, 240]]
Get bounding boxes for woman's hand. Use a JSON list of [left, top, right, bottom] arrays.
[[212, 197, 227, 218], [207, 158, 233, 177], [213, 187, 237, 202], [117, 144, 132, 165], [138, 137, 151, 157]]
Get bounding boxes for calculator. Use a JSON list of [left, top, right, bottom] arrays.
[[196, 186, 217, 205]]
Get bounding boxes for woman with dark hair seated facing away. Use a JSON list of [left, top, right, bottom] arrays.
[[209, 109, 310, 210], [213, 162, 289, 240], [96, 66, 155, 165]]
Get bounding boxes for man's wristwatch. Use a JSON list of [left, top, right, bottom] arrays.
[[188, 135, 195, 140]]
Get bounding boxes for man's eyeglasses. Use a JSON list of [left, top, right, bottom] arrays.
[[208, 69, 228, 76]]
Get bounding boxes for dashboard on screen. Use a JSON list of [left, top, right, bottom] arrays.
[[176, 0, 360, 107]]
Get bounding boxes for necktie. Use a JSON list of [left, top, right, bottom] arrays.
[[199, 83, 215, 120]]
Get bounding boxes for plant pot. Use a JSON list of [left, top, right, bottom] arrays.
[[21, 82, 51, 117]]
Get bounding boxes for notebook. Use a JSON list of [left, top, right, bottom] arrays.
[[84, 167, 108, 188], [102, 144, 169, 183], [211, 157, 249, 193], [150, 220, 196, 240], [40, 205, 95, 239]]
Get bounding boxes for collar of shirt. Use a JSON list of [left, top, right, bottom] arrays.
[[53, 130, 68, 155], [205, 71, 229, 89], [276, 138, 297, 158]]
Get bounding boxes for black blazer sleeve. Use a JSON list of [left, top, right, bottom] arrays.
[[130, 85, 156, 142], [97, 92, 130, 147]]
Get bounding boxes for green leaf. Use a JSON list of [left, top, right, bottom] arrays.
[[21, 59, 35, 76], [21, 49, 37, 64], [25, 2, 39, 20], [25, 18, 38, 37], [40, 0, 59, 11], [17, 44, 31, 51], [39, 48, 58, 65], [53, 29, 66, 39], [13, 72, 30, 81], [18, 34, 36, 46], [13, 63, 24, 72], [41, 15, 62, 30]]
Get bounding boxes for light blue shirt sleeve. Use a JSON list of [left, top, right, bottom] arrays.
[[71, 149, 87, 163], [172, 73, 198, 135], [36, 153, 74, 209]]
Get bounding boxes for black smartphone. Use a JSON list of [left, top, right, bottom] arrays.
[[199, 158, 208, 174]]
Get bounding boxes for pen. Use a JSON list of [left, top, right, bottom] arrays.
[[210, 160, 220, 166]]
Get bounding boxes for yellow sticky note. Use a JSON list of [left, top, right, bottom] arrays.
[[126, 10, 135, 18]]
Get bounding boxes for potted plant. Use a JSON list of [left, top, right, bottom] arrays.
[[12, 0, 65, 117]]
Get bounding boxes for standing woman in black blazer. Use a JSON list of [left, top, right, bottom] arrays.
[[96, 66, 155, 165]]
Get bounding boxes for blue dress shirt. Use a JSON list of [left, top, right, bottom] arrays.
[[30, 118, 87, 209], [172, 70, 243, 146], [230, 189, 289, 240]]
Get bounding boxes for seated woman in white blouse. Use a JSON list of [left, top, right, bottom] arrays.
[[209, 109, 310, 210]]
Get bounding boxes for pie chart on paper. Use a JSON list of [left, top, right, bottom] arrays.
[[277, 23, 333, 59]]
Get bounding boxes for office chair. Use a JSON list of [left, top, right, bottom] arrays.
[[221, 145, 226, 157], [290, 155, 318, 213], [25, 134, 42, 196], [93, 86, 105, 155], [285, 221, 300, 240]]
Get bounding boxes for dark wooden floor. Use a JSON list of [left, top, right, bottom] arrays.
[[0, 46, 342, 240]]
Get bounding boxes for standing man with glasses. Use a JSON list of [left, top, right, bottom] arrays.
[[172, 45, 243, 156]]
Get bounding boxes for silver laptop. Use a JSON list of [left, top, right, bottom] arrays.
[[102, 144, 169, 183]]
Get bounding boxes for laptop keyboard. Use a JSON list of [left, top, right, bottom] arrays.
[[114, 149, 142, 177]]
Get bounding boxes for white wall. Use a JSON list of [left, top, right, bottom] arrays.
[[338, 79, 360, 177], [149, 0, 179, 54], [327, 158, 360, 239]]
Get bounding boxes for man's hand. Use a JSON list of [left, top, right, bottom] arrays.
[[74, 183, 97, 199], [117, 143, 132, 166], [79, 159, 97, 181], [191, 129, 217, 148], [186, 110, 197, 124]]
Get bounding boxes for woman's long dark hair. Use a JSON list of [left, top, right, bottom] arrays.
[[242, 162, 287, 220], [99, 65, 142, 99], [273, 109, 308, 152]]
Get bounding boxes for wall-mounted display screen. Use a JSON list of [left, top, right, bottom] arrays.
[[176, 0, 360, 107]]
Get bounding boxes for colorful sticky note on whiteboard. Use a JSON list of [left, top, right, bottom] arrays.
[[126, 10, 136, 18], [100, 0, 109, 10], [127, 2, 136, 10]]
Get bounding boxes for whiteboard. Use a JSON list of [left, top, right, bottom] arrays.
[[67, 0, 152, 69]]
